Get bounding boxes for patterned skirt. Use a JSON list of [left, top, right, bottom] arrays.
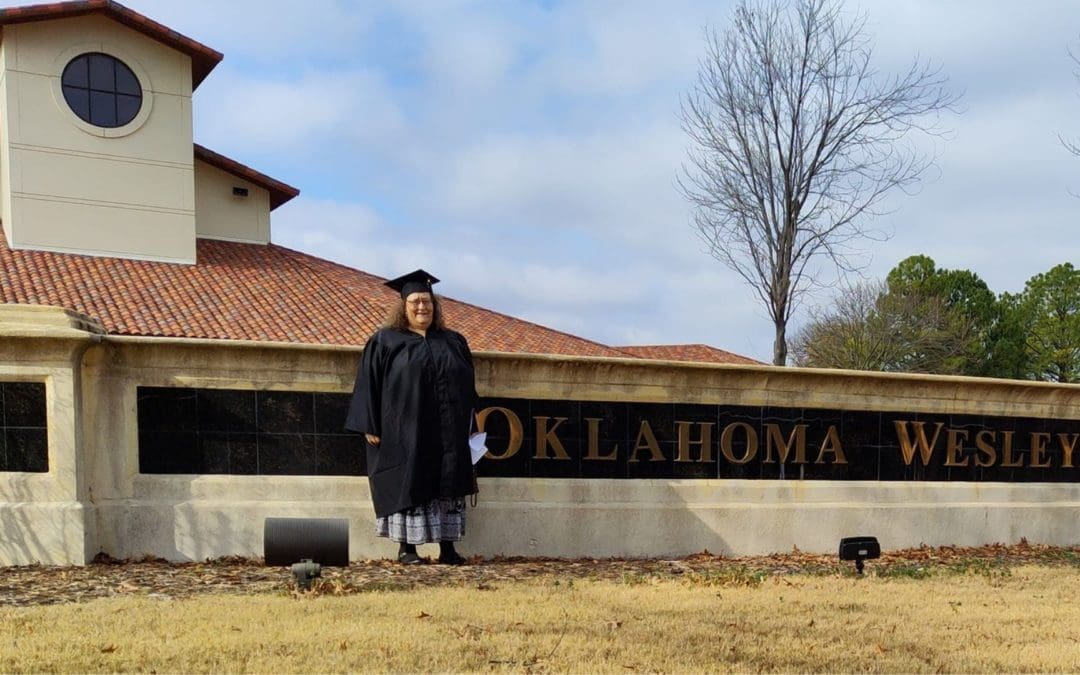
[[375, 497, 467, 544]]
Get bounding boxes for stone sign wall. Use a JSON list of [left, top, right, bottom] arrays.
[[137, 386, 1079, 483]]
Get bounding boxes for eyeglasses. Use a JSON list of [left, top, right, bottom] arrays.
[[406, 298, 433, 308]]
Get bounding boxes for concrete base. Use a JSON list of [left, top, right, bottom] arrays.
[[0, 501, 90, 565], [472, 479, 1080, 557], [80, 476, 1080, 562]]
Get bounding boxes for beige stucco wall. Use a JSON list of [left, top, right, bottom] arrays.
[[81, 336, 364, 562], [3, 305, 1080, 565], [0, 306, 103, 565], [0, 63, 10, 244], [194, 159, 271, 243], [0, 15, 196, 262]]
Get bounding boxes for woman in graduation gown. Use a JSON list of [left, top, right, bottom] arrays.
[[345, 269, 478, 565]]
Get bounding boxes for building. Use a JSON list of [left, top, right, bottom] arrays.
[[1, 0, 1076, 567]]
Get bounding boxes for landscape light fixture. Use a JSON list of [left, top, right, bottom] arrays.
[[838, 536, 880, 575], [264, 517, 350, 590], [289, 559, 321, 589]]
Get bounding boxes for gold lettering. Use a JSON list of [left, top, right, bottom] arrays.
[[630, 420, 665, 462], [815, 425, 847, 464], [764, 424, 807, 464], [1030, 432, 1052, 468], [533, 417, 571, 460], [584, 418, 618, 461], [476, 407, 522, 460], [1058, 433, 1079, 469], [893, 421, 944, 466], [945, 429, 970, 467], [720, 422, 758, 464], [974, 430, 997, 468], [1001, 431, 1021, 467], [675, 421, 714, 462]]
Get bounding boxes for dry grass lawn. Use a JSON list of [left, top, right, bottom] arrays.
[[2, 564, 1079, 673]]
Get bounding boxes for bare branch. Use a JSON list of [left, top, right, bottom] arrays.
[[791, 279, 976, 374], [680, 0, 959, 365]]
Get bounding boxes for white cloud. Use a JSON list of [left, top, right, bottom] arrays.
[[526, 1, 717, 97], [272, 198, 388, 272], [438, 123, 691, 244], [194, 69, 407, 157], [122, 0, 378, 65], [420, 17, 524, 94]]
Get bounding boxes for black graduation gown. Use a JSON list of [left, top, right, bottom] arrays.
[[344, 327, 478, 518]]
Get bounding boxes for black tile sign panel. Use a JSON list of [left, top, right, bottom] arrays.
[[137, 387, 1080, 482], [0, 382, 48, 473], [137, 387, 362, 476]]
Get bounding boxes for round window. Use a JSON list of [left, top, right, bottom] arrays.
[[61, 53, 142, 128]]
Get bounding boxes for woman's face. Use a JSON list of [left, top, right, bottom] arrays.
[[405, 292, 434, 331]]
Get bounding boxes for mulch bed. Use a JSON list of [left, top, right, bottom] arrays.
[[1, 542, 1077, 607]]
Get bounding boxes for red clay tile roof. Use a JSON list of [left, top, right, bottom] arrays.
[[0, 229, 629, 357], [617, 344, 764, 365], [0, 0, 223, 88], [194, 144, 299, 211]]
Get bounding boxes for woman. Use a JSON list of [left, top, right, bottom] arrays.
[[345, 269, 478, 565]]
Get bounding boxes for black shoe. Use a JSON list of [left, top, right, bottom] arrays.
[[398, 551, 424, 565], [437, 550, 467, 565]]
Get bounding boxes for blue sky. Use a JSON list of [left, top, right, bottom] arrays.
[[17, 0, 1080, 361]]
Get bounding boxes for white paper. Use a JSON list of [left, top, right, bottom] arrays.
[[469, 432, 488, 465]]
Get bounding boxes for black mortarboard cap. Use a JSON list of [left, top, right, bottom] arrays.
[[384, 268, 440, 299]]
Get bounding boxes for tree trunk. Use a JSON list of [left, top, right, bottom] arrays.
[[773, 320, 788, 366]]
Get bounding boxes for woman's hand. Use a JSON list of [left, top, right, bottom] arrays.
[[365, 434, 381, 445]]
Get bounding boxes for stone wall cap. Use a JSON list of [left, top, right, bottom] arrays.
[[0, 304, 105, 338], [477, 349, 1080, 392], [103, 333, 363, 353]]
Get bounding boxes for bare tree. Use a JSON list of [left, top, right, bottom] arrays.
[[680, 0, 958, 365], [1062, 46, 1080, 162], [791, 279, 976, 374], [791, 280, 890, 371]]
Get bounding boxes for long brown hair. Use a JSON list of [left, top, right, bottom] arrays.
[[383, 293, 447, 331]]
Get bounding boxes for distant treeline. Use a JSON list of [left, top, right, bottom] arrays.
[[793, 255, 1080, 383]]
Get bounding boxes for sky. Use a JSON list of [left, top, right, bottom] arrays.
[[22, 0, 1080, 362]]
